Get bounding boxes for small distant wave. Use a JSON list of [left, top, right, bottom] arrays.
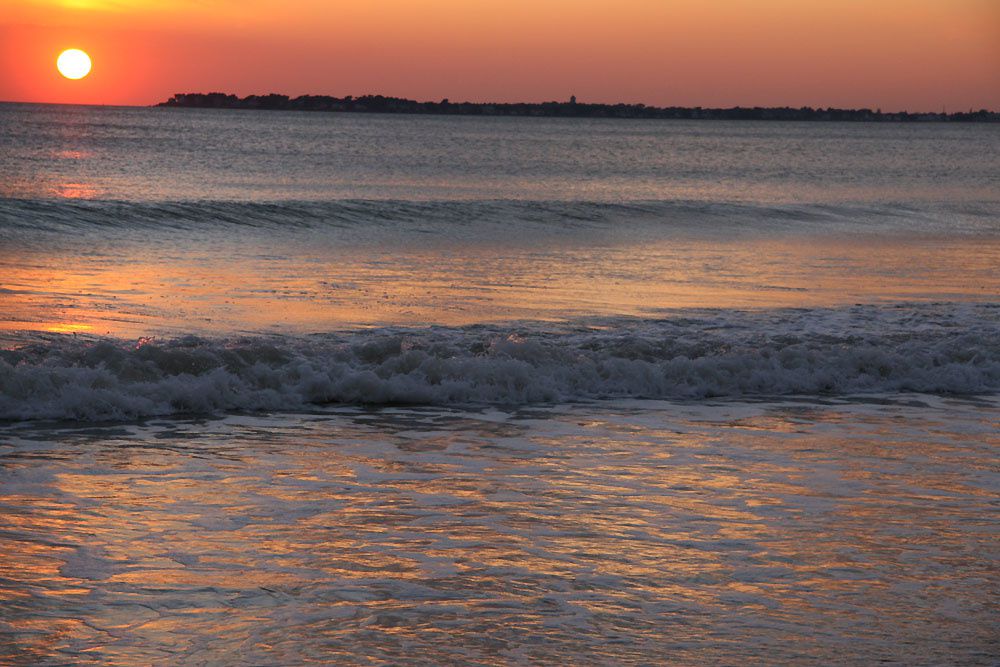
[[2, 197, 998, 239], [1, 304, 997, 422]]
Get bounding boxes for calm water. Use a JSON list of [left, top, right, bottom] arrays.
[[1, 103, 998, 664]]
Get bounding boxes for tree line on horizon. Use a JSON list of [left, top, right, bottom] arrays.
[[158, 92, 1000, 122]]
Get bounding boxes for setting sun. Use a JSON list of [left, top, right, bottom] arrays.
[[56, 48, 91, 80]]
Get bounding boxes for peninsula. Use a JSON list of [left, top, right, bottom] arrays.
[[158, 93, 1000, 122]]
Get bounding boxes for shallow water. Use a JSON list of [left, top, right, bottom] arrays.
[[3, 204, 999, 338], [1, 398, 997, 665]]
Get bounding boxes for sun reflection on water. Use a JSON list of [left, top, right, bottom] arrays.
[[54, 183, 101, 199], [1, 234, 997, 339]]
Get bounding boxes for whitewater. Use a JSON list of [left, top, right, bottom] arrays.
[[2, 304, 999, 422]]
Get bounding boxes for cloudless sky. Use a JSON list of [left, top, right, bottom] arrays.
[[2, 0, 998, 110]]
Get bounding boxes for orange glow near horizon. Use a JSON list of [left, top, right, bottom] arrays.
[[1, 0, 999, 111]]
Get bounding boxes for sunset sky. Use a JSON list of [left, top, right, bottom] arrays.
[[2, 0, 998, 110]]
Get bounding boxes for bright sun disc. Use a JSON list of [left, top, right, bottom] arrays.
[[57, 49, 92, 80]]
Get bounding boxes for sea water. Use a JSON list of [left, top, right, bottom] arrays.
[[0, 103, 998, 664]]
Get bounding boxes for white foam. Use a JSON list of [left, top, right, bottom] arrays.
[[2, 304, 997, 422]]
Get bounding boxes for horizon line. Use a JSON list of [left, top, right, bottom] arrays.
[[3, 95, 998, 117]]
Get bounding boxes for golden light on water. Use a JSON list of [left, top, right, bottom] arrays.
[[2, 401, 995, 663], [56, 49, 92, 80], [0, 234, 998, 339]]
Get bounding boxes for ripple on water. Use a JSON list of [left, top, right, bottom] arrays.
[[0, 397, 998, 665]]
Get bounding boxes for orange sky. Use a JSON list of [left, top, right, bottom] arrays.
[[2, 0, 999, 110]]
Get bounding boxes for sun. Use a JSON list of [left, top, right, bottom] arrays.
[[57, 49, 92, 80]]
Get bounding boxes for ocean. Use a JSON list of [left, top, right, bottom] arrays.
[[1, 102, 998, 664]]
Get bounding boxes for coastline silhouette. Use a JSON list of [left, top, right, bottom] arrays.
[[159, 92, 1000, 122]]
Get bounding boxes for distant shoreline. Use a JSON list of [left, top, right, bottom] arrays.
[[157, 93, 1000, 122]]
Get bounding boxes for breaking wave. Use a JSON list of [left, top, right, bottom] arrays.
[[2, 304, 997, 422]]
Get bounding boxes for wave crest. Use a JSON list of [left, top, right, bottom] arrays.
[[2, 305, 997, 422], [3, 198, 998, 238]]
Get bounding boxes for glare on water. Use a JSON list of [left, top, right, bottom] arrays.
[[1, 399, 997, 664]]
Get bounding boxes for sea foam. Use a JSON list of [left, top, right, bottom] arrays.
[[2, 304, 997, 422]]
